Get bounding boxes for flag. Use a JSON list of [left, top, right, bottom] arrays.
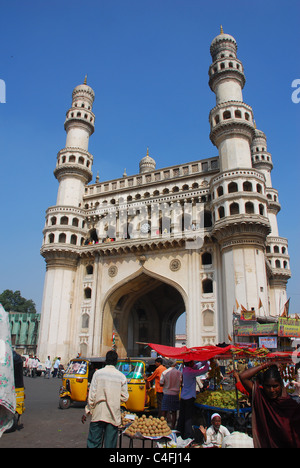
[[258, 298, 263, 309], [111, 330, 116, 345], [236, 299, 240, 310], [240, 306, 256, 321], [281, 298, 290, 317], [284, 298, 290, 316]]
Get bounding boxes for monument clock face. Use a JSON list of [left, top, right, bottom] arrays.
[[140, 222, 150, 234]]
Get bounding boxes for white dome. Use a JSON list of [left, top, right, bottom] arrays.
[[210, 28, 237, 58], [211, 32, 236, 48], [72, 78, 95, 103], [139, 149, 156, 173]]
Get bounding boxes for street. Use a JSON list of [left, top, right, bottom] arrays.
[[0, 375, 147, 449], [0, 376, 89, 448]]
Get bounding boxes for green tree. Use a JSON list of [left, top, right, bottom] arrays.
[[0, 289, 37, 313]]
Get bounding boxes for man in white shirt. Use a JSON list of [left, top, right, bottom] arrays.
[[53, 357, 60, 378], [200, 413, 230, 447], [31, 356, 39, 378], [44, 356, 52, 379], [83, 350, 129, 448], [160, 360, 182, 429]]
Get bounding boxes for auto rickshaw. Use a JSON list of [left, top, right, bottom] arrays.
[[59, 357, 105, 409], [116, 358, 162, 413], [8, 351, 25, 431]]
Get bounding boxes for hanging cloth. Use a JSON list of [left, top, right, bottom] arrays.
[[0, 303, 16, 436]]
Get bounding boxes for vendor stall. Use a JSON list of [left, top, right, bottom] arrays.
[[141, 342, 298, 434]]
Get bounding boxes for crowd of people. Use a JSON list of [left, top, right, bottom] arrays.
[[22, 355, 62, 378], [19, 349, 300, 449], [81, 351, 300, 449]]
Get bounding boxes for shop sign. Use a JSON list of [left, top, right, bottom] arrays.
[[234, 321, 277, 336], [278, 317, 300, 338], [259, 337, 277, 348]]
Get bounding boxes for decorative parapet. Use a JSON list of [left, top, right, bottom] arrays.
[[84, 157, 219, 198]]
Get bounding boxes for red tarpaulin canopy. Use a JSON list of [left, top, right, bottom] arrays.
[[145, 343, 296, 361], [147, 343, 234, 361]]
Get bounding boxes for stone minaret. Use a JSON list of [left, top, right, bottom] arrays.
[[38, 79, 95, 362], [208, 28, 272, 336], [251, 128, 291, 316]]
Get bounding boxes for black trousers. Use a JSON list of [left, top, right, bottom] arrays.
[[176, 397, 195, 439]]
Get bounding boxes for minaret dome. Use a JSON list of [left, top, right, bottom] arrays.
[[210, 26, 237, 61], [139, 148, 156, 173]]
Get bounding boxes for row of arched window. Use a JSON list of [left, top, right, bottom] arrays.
[[48, 216, 85, 227], [216, 201, 265, 219], [48, 233, 83, 245], [73, 102, 91, 110], [67, 111, 94, 123], [210, 59, 241, 75], [252, 154, 271, 163], [273, 259, 289, 270], [84, 187, 211, 209], [266, 245, 287, 254], [46, 213, 214, 246], [213, 108, 251, 126], [214, 181, 263, 198], [57, 154, 91, 167]]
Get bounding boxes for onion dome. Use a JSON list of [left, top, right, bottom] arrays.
[[210, 26, 237, 60], [139, 148, 156, 173]]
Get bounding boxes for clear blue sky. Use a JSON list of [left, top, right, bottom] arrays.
[[0, 0, 299, 327]]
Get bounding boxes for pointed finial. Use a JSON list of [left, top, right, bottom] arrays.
[[146, 147, 149, 157], [220, 25, 224, 34], [123, 168, 127, 177], [84, 75, 87, 85], [254, 120, 257, 129], [96, 171, 99, 182]]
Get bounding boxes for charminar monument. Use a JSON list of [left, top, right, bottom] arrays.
[[38, 29, 291, 363]]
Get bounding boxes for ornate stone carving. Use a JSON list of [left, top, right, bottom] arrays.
[[108, 265, 118, 277], [169, 259, 181, 272]]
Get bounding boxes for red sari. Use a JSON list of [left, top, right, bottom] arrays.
[[252, 382, 300, 448]]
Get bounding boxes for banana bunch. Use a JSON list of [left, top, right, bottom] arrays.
[[195, 390, 241, 409]]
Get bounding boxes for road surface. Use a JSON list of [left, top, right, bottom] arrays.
[[0, 375, 148, 448]]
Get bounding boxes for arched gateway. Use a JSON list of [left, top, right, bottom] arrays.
[[102, 272, 186, 357], [38, 30, 291, 365]]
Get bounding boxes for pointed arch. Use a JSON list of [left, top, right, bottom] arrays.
[[101, 269, 187, 357]]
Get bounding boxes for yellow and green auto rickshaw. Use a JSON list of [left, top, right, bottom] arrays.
[[59, 357, 105, 409], [9, 351, 25, 431], [116, 358, 159, 413]]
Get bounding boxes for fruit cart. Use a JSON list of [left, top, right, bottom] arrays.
[[120, 412, 174, 448], [194, 391, 252, 428]]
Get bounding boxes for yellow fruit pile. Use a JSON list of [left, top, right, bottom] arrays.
[[125, 414, 172, 438], [121, 411, 137, 427], [195, 390, 242, 409]]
